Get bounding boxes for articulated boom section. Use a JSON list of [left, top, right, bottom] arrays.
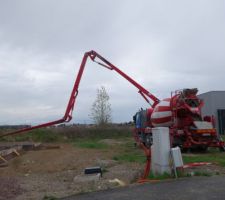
[[1, 50, 159, 137]]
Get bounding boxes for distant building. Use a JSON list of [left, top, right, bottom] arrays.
[[198, 91, 225, 135]]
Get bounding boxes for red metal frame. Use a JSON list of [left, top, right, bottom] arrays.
[[133, 128, 151, 179], [169, 89, 224, 149]]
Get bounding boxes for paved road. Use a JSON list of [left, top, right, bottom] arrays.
[[62, 176, 225, 200]]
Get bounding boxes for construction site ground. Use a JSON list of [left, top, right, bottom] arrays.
[[0, 138, 145, 200], [1, 137, 225, 200]]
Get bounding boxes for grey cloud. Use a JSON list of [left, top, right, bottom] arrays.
[[0, 0, 225, 124]]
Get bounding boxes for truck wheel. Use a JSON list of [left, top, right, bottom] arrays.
[[181, 148, 189, 153], [144, 134, 152, 149], [219, 146, 225, 152]]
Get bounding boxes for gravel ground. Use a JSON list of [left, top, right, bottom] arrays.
[[0, 142, 144, 200], [0, 177, 24, 200], [1, 141, 225, 200]]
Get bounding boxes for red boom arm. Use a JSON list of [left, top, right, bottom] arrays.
[[1, 50, 159, 137]]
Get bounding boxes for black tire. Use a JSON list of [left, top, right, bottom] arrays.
[[189, 146, 208, 153], [181, 148, 189, 153], [219, 146, 225, 152], [144, 134, 153, 149], [197, 146, 208, 153]]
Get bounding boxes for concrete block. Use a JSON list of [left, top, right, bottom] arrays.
[[151, 127, 171, 175]]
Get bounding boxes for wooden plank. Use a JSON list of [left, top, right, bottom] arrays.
[[0, 146, 22, 157], [0, 155, 7, 163]]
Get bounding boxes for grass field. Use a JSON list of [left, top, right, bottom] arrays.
[[73, 136, 146, 163], [0, 125, 132, 142], [1, 126, 225, 169], [0, 125, 146, 163]]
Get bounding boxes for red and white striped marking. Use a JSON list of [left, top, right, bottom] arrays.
[[151, 98, 173, 127]]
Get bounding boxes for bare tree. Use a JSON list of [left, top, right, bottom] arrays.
[[90, 86, 112, 126]]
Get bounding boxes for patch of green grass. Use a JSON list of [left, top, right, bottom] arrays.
[[146, 170, 212, 180], [147, 170, 212, 180], [113, 153, 145, 163], [101, 168, 109, 173], [176, 170, 213, 178], [221, 135, 225, 141], [193, 171, 212, 177], [42, 195, 58, 200], [112, 140, 146, 163], [183, 151, 225, 167], [176, 170, 191, 178], [73, 139, 109, 149], [216, 171, 220, 175], [148, 172, 173, 180]]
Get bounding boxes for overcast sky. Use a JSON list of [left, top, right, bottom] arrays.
[[0, 0, 225, 125]]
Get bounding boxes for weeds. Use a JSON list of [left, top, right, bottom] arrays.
[[193, 171, 212, 177]]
